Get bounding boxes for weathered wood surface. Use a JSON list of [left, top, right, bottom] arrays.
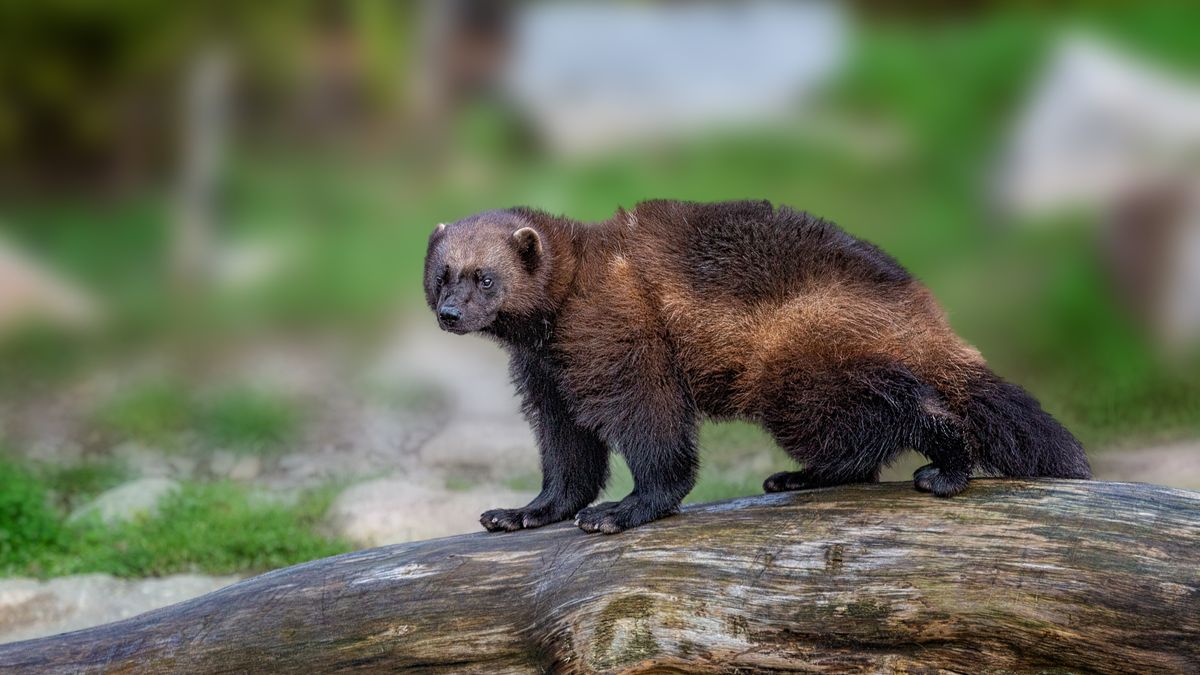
[[1, 480, 1197, 674]]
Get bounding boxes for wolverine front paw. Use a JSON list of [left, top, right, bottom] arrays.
[[912, 463, 970, 498], [574, 499, 677, 534], [480, 505, 565, 532]]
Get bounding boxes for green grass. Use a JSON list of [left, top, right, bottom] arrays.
[[93, 379, 193, 447], [0, 323, 94, 392], [38, 460, 130, 512], [94, 380, 300, 454], [198, 387, 299, 454], [0, 459, 348, 578], [0, 462, 63, 567]]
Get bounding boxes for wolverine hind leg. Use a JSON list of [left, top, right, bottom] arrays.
[[759, 356, 970, 496], [911, 397, 973, 497]]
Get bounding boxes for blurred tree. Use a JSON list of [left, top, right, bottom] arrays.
[[0, 1, 189, 193], [0, 1, 414, 196]]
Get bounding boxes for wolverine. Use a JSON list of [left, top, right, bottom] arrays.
[[424, 200, 1091, 534]]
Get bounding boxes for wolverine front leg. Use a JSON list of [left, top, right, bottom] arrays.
[[480, 416, 607, 532], [572, 368, 699, 534], [481, 358, 609, 532], [560, 289, 699, 534], [574, 426, 698, 534]]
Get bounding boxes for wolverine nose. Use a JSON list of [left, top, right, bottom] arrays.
[[438, 305, 462, 325]]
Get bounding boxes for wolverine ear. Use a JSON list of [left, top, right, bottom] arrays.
[[430, 223, 446, 240], [511, 227, 542, 272]]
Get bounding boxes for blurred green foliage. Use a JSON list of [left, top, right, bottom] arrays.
[[94, 379, 193, 447], [0, 462, 63, 566], [0, 1, 418, 189], [94, 380, 300, 454], [200, 387, 299, 453], [0, 461, 348, 578], [0, 322, 93, 392], [1, 3, 1199, 578], [39, 460, 131, 513], [6, 6, 1200, 451]]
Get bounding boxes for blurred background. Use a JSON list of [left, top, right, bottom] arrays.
[[1, 0, 1198, 641]]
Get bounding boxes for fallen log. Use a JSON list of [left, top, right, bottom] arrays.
[[1, 480, 1197, 673]]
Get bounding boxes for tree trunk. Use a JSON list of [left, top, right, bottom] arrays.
[[1, 480, 1197, 673]]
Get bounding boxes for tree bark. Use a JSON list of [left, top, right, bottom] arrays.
[[1, 480, 1197, 674]]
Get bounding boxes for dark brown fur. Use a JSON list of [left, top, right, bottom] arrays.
[[424, 200, 1091, 534]]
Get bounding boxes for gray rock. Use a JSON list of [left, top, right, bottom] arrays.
[[166, 454, 199, 477], [417, 421, 537, 478], [110, 441, 175, 479], [506, 2, 847, 156], [0, 574, 237, 645], [67, 478, 180, 525], [228, 456, 262, 481], [327, 475, 536, 546], [371, 322, 522, 420], [1092, 442, 1200, 489], [208, 450, 237, 478]]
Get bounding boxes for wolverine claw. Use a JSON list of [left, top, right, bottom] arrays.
[[482, 504, 574, 532], [480, 508, 523, 532], [575, 499, 675, 534], [574, 501, 619, 531], [576, 502, 626, 534], [480, 507, 541, 532]]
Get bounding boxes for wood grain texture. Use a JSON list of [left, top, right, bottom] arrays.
[[1, 480, 1197, 674]]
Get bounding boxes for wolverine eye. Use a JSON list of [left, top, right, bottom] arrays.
[[479, 276, 494, 290]]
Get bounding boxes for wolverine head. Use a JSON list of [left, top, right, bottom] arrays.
[[423, 210, 544, 334]]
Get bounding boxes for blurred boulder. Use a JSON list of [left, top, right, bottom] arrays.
[[110, 441, 196, 480], [327, 475, 534, 546], [1104, 182, 1200, 350], [503, 0, 848, 156], [0, 574, 237, 645], [997, 33, 1200, 216], [67, 477, 179, 525], [1092, 441, 1200, 490], [228, 455, 262, 481], [0, 237, 98, 336], [372, 320, 538, 476], [374, 320, 522, 420], [417, 421, 536, 478], [209, 451, 263, 481], [997, 34, 1200, 349]]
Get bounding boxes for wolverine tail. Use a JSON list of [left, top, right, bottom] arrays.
[[959, 369, 1091, 479]]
